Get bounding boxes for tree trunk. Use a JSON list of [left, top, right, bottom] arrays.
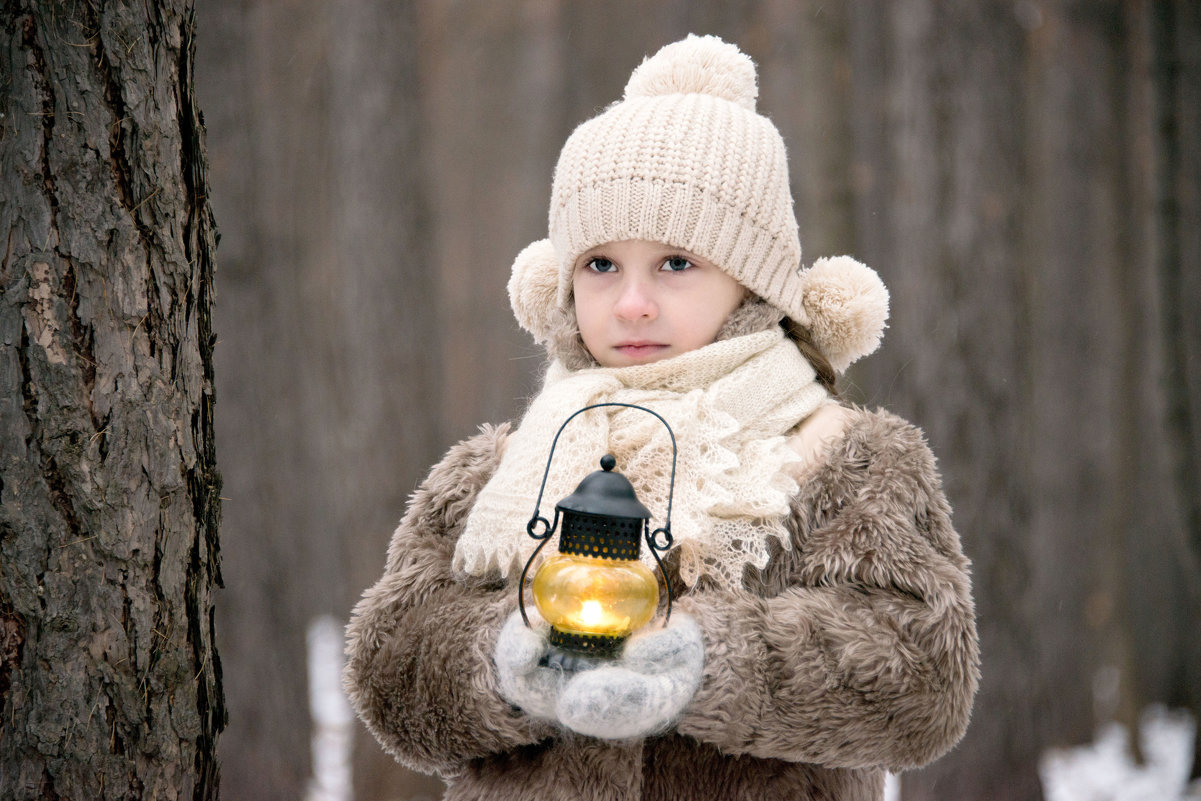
[[0, 2, 224, 799]]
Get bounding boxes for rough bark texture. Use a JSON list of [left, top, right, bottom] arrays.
[[0, 2, 224, 799]]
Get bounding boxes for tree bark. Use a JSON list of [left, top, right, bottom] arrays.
[[0, 2, 224, 799]]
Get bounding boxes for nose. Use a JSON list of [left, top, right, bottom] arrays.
[[613, 275, 658, 321]]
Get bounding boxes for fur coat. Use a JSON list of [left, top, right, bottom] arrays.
[[344, 406, 979, 801]]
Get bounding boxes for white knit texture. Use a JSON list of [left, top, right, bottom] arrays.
[[546, 36, 805, 323], [454, 330, 830, 590], [507, 35, 892, 375], [493, 609, 565, 722], [556, 613, 705, 740]]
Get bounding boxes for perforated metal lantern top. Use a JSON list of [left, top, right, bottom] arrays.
[[557, 454, 652, 519], [555, 454, 650, 561]]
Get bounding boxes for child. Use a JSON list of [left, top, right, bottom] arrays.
[[345, 35, 979, 801]]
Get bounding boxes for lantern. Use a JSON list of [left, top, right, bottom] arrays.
[[518, 403, 676, 660]]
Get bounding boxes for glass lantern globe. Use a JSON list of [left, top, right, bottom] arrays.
[[523, 454, 665, 657]]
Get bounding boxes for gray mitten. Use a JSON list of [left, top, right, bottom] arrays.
[[493, 609, 567, 721], [556, 613, 704, 740]]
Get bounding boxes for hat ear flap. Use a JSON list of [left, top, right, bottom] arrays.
[[799, 256, 889, 374], [507, 239, 561, 344]]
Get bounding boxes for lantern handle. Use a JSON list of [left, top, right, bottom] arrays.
[[526, 402, 678, 535], [522, 402, 678, 632], [646, 525, 675, 625], [518, 509, 559, 628]]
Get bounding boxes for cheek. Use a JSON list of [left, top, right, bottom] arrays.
[[703, 310, 734, 342], [571, 285, 604, 341], [697, 283, 746, 340], [677, 303, 733, 350]]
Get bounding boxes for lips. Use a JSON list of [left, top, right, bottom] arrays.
[[614, 342, 669, 360]]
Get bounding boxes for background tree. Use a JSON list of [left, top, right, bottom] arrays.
[[0, 2, 224, 799], [851, 3, 1201, 797], [194, 1, 1199, 800]]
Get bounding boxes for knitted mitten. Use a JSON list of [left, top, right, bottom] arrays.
[[493, 609, 568, 721], [556, 613, 704, 740]]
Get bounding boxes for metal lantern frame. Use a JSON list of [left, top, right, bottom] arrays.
[[517, 403, 678, 643]]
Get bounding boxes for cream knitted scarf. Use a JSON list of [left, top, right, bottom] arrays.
[[454, 329, 830, 590]]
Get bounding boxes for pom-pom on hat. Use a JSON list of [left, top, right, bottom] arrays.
[[509, 34, 889, 373]]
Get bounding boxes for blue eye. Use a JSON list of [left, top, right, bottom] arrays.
[[587, 258, 617, 273], [662, 256, 693, 272]]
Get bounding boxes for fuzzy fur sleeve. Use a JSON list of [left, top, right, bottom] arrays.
[[674, 407, 980, 772], [343, 423, 551, 776]]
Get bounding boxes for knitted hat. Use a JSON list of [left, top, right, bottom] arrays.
[[509, 34, 889, 374]]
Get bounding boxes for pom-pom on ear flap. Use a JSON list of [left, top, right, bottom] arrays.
[[507, 239, 560, 344], [799, 256, 889, 374]]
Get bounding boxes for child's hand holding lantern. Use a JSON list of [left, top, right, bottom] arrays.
[[493, 607, 704, 740], [556, 612, 703, 740], [493, 608, 568, 722]]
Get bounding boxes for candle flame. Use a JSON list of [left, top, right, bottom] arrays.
[[579, 600, 605, 626]]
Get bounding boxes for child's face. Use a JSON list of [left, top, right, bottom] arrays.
[[572, 240, 746, 368]]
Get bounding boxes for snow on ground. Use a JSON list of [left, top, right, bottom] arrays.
[[885, 771, 900, 801], [1040, 706, 1200, 801], [305, 615, 354, 801]]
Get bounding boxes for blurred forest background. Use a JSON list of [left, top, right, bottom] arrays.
[[192, 2, 1200, 800]]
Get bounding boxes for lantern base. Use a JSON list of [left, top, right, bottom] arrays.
[[541, 645, 605, 673], [547, 627, 625, 659]]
